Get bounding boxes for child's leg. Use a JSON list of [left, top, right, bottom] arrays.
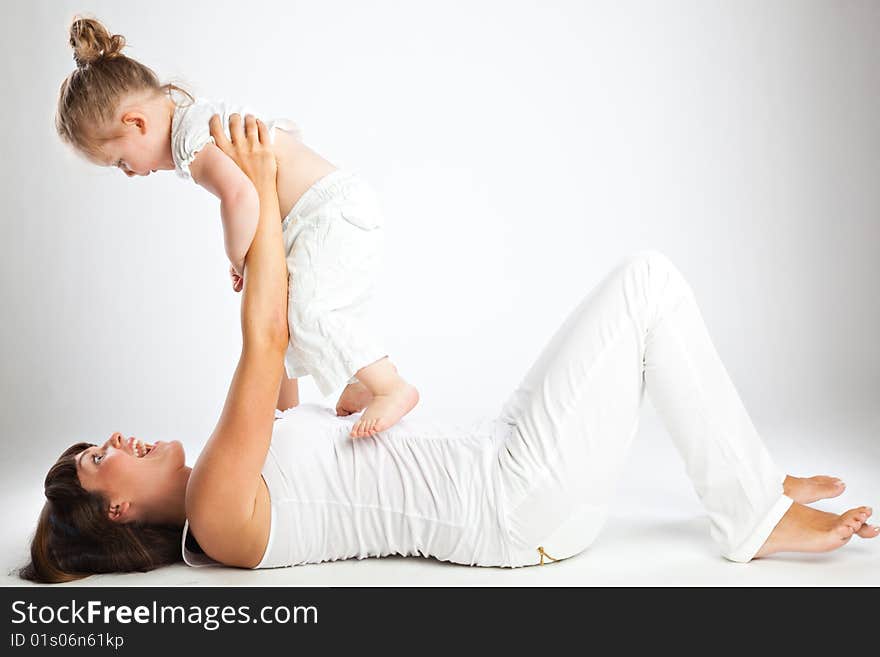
[[350, 357, 419, 438], [282, 171, 418, 432], [336, 378, 372, 416], [284, 203, 386, 398]]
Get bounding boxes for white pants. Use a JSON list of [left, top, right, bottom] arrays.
[[496, 250, 794, 565], [281, 170, 387, 396]]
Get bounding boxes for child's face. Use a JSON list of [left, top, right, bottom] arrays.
[[92, 96, 175, 178], [101, 131, 163, 177]]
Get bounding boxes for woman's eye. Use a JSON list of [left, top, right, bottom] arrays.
[[92, 452, 104, 465]]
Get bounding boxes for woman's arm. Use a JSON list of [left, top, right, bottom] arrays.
[[189, 142, 260, 276], [185, 114, 288, 566]]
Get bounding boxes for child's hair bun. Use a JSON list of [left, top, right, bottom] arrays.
[[68, 16, 126, 68]]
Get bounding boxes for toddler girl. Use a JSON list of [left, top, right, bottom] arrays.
[[55, 16, 419, 437]]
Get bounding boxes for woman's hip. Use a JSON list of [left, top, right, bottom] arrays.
[[501, 493, 609, 567]]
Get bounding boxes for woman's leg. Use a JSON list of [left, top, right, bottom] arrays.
[[497, 250, 792, 564]]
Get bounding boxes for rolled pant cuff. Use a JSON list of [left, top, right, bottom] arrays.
[[723, 493, 795, 563]]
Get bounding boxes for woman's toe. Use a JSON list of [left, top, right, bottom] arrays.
[[848, 507, 873, 528], [835, 524, 855, 540], [856, 524, 880, 539]]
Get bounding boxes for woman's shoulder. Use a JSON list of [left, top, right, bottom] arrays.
[[184, 471, 272, 569]]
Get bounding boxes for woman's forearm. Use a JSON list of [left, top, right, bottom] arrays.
[[240, 182, 288, 349]]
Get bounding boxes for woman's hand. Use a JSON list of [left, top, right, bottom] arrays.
[[208, 113, 277, 192]]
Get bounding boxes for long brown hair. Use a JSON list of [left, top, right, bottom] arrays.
[[55, 14, 194, 159], [20, 442, 182, 583]]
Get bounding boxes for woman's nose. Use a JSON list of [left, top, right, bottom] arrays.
[[106, 432, 124, 448]]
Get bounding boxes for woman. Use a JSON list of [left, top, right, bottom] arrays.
[[21, 114, 877, 582]]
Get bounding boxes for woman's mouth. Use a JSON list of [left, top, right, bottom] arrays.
[[128, 437, 156, 457], [145, 440, 165, 457]]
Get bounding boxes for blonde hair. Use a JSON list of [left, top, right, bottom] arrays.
[[56, 15, 194, 159]]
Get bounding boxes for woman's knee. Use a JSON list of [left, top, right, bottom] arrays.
[[610, 250, 695, 327], [618, 248, 671, 274], [619, 249, 691, 291]]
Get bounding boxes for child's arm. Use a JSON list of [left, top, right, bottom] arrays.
[[189, 142, 260, 275]]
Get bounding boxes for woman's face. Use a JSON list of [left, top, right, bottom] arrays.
[[75, 432, 186, 523]]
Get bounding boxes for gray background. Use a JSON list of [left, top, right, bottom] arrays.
[[1, 0, 878, 584]]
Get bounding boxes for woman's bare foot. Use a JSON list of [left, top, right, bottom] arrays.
[[754, 502, 879, 558], [783, 475, 846, 504], [336, 381, 373, 416], [351, 382, 419, 438]]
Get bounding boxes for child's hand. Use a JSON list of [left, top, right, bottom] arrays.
[[229, 264, 243, 293]]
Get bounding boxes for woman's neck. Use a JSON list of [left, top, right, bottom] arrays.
[[147, 466, 192, 526]]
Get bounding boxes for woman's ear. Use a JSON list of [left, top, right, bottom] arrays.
[[107, 501, 132, 523]]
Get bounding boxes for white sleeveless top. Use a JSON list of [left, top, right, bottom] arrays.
[[170, 92, 303, 181], [182, 404, 516, 568]]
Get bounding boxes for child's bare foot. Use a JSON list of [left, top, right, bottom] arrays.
[[349, 357, 420, 438], [754, 502, 879, 558], [351, 382, 419, 438], [336, 381, 373, 416], [783, 475, 846, 505]]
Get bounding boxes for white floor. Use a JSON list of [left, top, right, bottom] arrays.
[[4, 406, 879, 587]]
